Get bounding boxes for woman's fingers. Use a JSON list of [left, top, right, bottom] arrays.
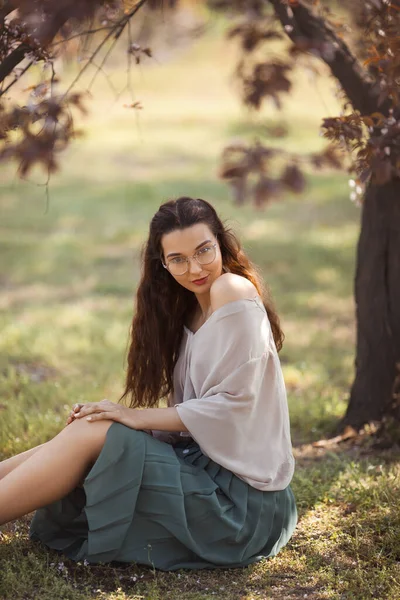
[[74, 400, 114, 418], [65, 403, 84, 426], [68, 400, 116, 424], [85, 411, 113, 422], [75, 404, 99, 418]]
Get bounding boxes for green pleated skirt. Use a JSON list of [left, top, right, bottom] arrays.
[[29, 422, 297, 571]]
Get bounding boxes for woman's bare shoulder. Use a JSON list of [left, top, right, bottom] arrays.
[[210, 273, 258, 312]]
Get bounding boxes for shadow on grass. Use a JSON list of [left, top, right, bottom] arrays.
[[1, 446, 398, 600]]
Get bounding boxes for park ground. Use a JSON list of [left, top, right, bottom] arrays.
[[0, 13, 399, 600]]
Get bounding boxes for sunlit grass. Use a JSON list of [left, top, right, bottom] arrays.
[[1, 18, 399, 600]]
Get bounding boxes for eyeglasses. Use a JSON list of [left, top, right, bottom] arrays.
[[162, 242, 218, 276]]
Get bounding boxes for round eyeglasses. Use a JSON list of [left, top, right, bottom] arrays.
[[162, 242, 218, 276]]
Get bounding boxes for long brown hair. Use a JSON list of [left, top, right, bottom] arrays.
[[120, 197, 284, 408]]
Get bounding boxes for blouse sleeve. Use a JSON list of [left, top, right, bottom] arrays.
[[174, 298, 293, 484], [175, 352, 272, 459]]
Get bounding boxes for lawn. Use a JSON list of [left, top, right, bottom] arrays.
[[1, 13, 399, 600]]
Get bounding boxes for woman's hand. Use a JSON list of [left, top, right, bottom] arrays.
[[66, 399, 135, 427], [66, 403, 84, 426]]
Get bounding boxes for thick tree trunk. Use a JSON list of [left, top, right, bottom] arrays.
[[340, 180, 400, 430], [266, 0, 399, 432]]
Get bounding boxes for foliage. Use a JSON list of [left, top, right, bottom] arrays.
[[2, 0, 400, 198], [0, 0, 149, 175], [215, 0, 400, 206], [219, 138, 342, 206]]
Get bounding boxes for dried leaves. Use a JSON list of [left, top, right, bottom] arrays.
[[219, 140, 341, 207], [321, 110, 400, 185], [0, 90, 86, 176], [239, 60, 292, 110], [228, 21, 282, 53], [220, 0, 400, 205], [0, 0, 150, 177]]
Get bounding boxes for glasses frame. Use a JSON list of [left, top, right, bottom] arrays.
[[162, 242, 218, 276]]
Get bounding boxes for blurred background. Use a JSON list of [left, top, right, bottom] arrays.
[[0, 1, 357, 454], [3, 4, 400, 598]]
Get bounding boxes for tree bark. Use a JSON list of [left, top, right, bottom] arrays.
[[267, 0, 400, 431], [339, 180, 400, 430], [267, 0, 389, 117], [0, 43, 31, 85]]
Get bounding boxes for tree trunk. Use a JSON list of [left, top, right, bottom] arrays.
[[265, 0, 400, 433], [340, 179, 400, 430]]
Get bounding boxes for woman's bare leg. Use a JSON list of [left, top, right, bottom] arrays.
[[0, 418, 114, 525], [0, 443, 47, 481]]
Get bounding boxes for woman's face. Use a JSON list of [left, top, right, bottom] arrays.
[[161, 223, 223, 294]]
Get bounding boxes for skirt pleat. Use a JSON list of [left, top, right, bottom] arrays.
[[29, 422, 297, 571]]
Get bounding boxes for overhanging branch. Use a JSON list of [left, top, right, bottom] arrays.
[[267, 0, 385, 115], [0, 9, 69, 87], [0, 43, 30, 85], [0, 0, 14, 21]]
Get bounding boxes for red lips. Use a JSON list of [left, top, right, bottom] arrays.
[[192, 276, 209, 285]]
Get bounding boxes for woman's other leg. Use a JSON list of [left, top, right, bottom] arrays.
[[0, 418, 114, 526], [0, 444, 47, 481]]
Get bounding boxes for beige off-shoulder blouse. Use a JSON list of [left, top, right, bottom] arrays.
[[172, 296, 295, 492]]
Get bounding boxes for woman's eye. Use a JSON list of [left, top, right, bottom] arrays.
[[197, 246, 212, 255], [170, 257, 186, 264]]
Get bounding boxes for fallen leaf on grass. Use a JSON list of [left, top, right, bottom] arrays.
[[312, 426, 358, 447]]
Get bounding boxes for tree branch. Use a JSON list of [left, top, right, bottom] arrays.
[[0, 43, 30, 85], [0, 58, 33, 96], [0, 0, 15, 21], [267, 0, 386, 115], [0, 8, 69, 86], [50, 26, 114, 48], [63, 0, 147, 97]]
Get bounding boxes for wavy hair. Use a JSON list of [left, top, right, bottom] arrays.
[[120, 197, 284, 408]]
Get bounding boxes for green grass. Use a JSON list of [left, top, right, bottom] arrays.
[[1, 18, 400, 600]]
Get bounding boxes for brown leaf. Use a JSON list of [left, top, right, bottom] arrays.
[[229, 176, 247, 206], [312, 426, 358, 447], [253, 176, 282, 206], [281, 164, 306, 193]]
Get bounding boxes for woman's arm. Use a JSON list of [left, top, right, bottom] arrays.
[[71, 401, 188, 433], [126, 407, 188, 432]]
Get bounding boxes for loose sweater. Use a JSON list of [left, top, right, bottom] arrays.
[[172, 296, 295, 492]]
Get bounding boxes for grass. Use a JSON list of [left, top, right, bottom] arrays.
[[1, 15, 400, 600]]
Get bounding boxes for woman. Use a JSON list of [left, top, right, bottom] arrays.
[[0, 197, 297, 571]]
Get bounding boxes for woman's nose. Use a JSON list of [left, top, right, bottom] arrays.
[[188, 257, 202, 274]]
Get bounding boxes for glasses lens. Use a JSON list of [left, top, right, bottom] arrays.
[[197, 245, 216, 265], [168, 261, 187, 275], [167, 245, 216, 275]]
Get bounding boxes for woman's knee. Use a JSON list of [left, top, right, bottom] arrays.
[[62, 418, 114, 457]]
